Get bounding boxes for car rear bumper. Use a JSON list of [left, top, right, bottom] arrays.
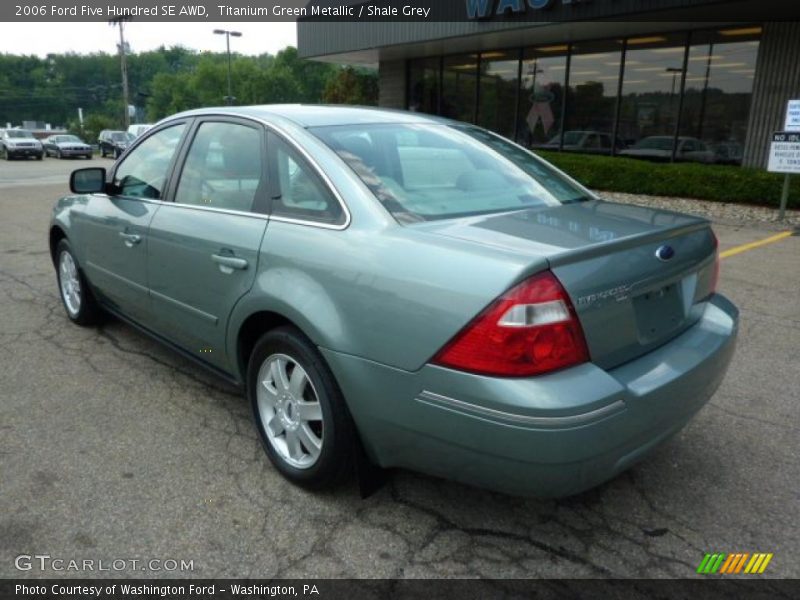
[[322, 293, 738, 498]]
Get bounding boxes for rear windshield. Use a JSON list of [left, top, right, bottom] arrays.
[[310, 123, 591, 223]]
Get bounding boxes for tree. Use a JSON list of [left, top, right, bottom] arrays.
[[0, 46, 378, 128], [322, 67, 379, 106]]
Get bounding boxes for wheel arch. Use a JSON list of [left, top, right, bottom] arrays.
[[49, 225, 68, 266], [234, 310, 298, 382]]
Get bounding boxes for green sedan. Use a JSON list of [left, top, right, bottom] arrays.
[[50, 106, 738, 497]]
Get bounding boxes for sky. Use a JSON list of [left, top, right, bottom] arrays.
[[0, 22, 297, 56]]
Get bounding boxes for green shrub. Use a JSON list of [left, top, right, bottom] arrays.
[[535, 151, 800, 209]]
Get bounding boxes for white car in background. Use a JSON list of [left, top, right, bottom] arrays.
[[127, 124, 153, 138], [620, 136, 716, 164], [0, 129, 43, 160]]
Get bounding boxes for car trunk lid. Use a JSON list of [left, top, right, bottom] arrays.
[[413, 200, 718, 370]]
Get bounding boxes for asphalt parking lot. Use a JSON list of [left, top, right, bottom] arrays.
[[1, 158, 798, 579]]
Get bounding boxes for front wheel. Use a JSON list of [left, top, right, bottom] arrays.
[[248, 326, 355, 490], [55, 239, 102, 326]]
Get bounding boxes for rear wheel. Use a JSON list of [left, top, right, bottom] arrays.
[[248, 326, 355, 490], [55, 239, 102, 326]]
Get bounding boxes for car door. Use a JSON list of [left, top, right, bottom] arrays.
[[146, 118, 268, 372], [81, 122, 188, 324]]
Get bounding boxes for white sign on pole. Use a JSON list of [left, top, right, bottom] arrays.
[[784, 99, 800, 132], [768, 131, 800, 174]]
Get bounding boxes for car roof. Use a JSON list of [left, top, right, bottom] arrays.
[[170, 104, 453, 128]]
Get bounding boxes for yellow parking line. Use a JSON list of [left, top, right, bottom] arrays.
[[720, 231, 794, 259]]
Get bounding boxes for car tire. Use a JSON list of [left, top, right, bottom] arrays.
[[55, 239, 102, 326], [248, 326, 355, 490], [37, 153, 43, 160], [56, 149, 62, 159]]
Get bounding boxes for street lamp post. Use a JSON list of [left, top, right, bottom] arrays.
[[213, 29, 242, 106], [110, 15, 133, 129]]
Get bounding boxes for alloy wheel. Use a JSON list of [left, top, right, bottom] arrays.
[[256, 353, 324, 469], [58, 251, 81, 317]]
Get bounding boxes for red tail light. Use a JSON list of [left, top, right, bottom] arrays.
[[433, 271, 589, 377], [709, 230, 720, 294]]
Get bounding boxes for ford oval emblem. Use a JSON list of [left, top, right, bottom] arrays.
[[655, 245, 675, 262]]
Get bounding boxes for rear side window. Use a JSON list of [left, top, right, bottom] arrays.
[[113, 124, 186, 199], [174, 121, 264, 213], [268, 134, 344, 226]]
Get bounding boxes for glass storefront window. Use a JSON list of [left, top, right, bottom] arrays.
[[563, 40, 621, 155], [408, 57, 440, 116], [617, 33, 687, 159], [680, 27, 761, 165], [442, 54, 478, 124], [477, 50, 520, 140], [519, 46, 568, 149], [406, 26, 760, 166]]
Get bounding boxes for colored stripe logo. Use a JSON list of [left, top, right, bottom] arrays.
[[697, 553, 773, 574]]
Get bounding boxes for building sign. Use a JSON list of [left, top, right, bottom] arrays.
[[784, 99, 800, 132], [767, 131, 800, 174], [466, 0, 592, 19]]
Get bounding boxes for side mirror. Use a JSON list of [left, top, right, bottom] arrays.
[[70, 167, 107, 194]]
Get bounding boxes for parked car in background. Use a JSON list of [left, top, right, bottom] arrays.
[[620, 136, 716, 164], [43, 134, 93, 159], [712, 141, 744, 166], [127, 124, 154, 138], [537, 130, 626, 154], [0, 129, 43, 160], [98, 130, 133, 158], [50, 105, 737, 498]]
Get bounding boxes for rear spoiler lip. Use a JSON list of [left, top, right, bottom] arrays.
[[546, 220, 711, 269]]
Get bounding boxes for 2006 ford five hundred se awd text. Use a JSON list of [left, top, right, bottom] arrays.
[[50, 105, 738, 497]]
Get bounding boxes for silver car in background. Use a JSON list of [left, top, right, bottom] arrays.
[[42, 134, 93, 159]]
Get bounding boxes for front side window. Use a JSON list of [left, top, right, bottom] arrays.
[[174, 121, 263, 213], [269, 135, 344, 225], [311, 123, 590, 223], [113, 124, 186, 199]]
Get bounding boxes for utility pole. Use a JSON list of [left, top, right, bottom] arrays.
[[213, 29, 242, 106], [110, 15, 132, 129]]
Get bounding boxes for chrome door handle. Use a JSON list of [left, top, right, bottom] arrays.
[[211, 254, 248, 271], [119, 232, 142, 247]]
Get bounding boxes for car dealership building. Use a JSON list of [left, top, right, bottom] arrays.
[[298, 1, 800, 168]]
